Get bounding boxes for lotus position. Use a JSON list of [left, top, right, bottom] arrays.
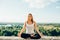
[[18, 13, 43, 39]]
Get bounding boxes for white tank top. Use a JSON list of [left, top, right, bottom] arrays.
[[26, 22, 35, 34]]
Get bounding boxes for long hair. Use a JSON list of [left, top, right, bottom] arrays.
[[28, 13, 33, 23]]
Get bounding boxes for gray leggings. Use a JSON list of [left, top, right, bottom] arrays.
[[21, 33, 41, 39]]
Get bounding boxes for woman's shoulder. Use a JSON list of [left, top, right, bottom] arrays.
[[23, 21, 27, 26], [24, 21, 27, 24], [33, 21, 36, 24]]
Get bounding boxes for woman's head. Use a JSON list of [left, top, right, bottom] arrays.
[[27, 13, 33, 23]]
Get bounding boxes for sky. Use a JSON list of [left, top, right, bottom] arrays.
[[0, 0, 60, 23]]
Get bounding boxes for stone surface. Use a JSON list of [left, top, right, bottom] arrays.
[[0, 36, 60, 40]]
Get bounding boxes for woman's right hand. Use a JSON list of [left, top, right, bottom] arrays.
[[18, 33, 21, 37]]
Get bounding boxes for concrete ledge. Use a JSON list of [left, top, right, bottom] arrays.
[[0, 36, 60, 40]]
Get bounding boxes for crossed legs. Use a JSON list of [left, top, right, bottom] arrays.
[[21, 33, 41, 39]]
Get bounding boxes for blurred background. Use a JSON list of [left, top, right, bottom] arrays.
[[0, 23, 60, 36]]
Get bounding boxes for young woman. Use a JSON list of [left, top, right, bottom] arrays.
[[18, 13, 43, 39]]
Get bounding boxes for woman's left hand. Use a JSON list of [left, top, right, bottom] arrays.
[[38, 33, 44, 38], [39, 33, 44, 37]]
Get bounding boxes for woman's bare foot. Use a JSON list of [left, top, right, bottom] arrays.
[[30, 33, 35, 37]]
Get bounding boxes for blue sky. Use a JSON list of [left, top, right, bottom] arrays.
[[0, 0, 60, 23]]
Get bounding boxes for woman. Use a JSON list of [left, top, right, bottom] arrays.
[[18, 13, 43, 39]]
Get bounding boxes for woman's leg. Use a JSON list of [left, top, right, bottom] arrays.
[[21, 33, 30, 39], [30, 34, 41, 39]]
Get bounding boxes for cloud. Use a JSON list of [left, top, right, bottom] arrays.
[[24, 0, 59, 8], [56, 6, 60, 8]]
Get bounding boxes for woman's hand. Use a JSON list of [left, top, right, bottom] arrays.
[[39, 33, 44, 37], [18, 33, 21, 37]]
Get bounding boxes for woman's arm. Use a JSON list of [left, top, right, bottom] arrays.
[[34, 21, 43, 37], [18, 22, 26, 37]]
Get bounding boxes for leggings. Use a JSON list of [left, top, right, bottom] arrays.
[[21, 33, 41, 39]]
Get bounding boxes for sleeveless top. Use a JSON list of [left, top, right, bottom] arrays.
[[26, 22, 35, 34]]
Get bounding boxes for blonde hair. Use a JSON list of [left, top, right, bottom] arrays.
[[28, 13, 33, 23]]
